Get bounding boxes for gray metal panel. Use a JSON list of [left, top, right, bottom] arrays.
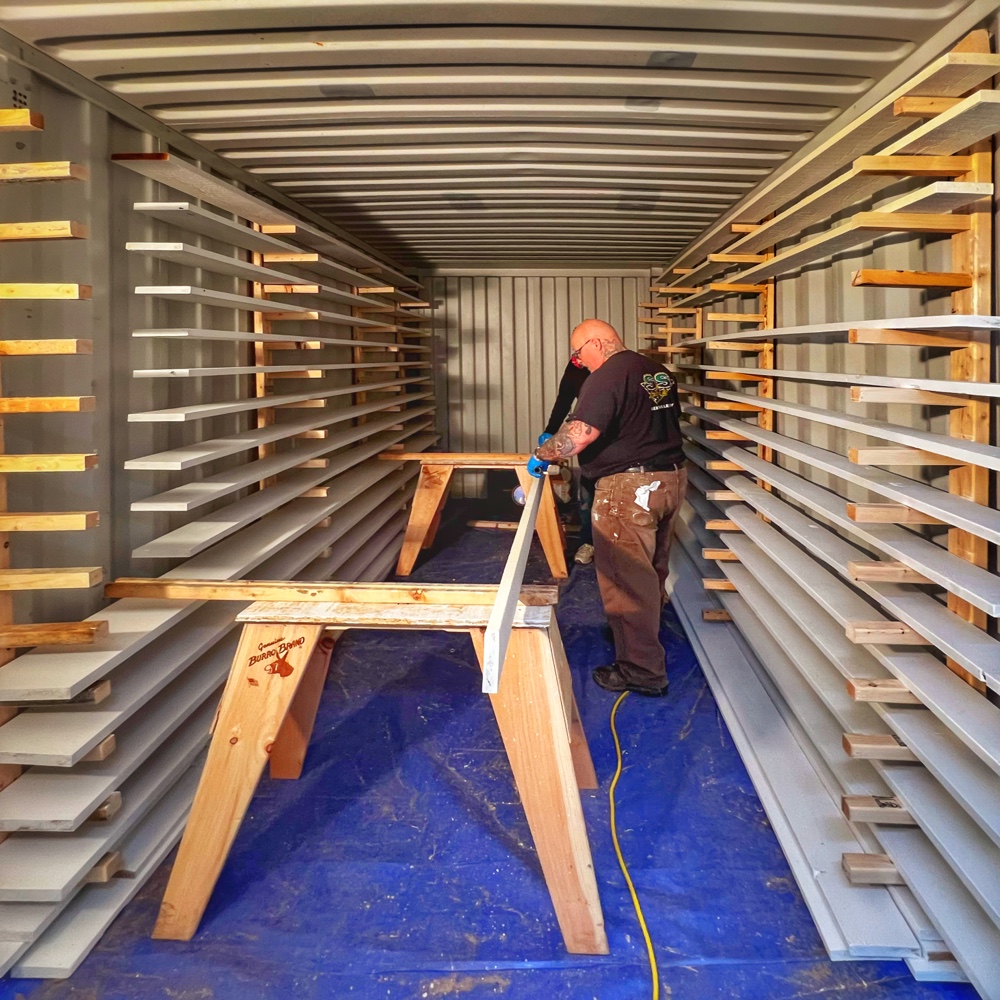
[[428, 270, 643, 492]]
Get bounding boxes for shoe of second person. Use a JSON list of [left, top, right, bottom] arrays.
[[574, 543, 594, 565]]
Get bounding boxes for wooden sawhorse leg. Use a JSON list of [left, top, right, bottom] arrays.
[[470, 627, 608, 955], [269, 632, 338, 780], [515, 469, 568, 580], [396, 464, 454, 575], [152, 621, 325, 941], [547, 620, 598, 790]]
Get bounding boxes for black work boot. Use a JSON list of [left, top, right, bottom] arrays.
[[592, 663, 668, 698]]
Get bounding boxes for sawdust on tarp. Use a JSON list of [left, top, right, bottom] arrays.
[[419, 973, 510, 996]]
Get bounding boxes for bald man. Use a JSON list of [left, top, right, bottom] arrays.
[[532, 319, 686, 697]]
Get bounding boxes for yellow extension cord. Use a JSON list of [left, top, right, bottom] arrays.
[[609, 691, 659, 1000]]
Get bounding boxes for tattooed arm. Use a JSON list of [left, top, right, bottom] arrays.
[[533, 419, 600, 461]]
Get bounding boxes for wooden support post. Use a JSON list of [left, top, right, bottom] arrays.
[[86, 850, 124, 884], [849, 328, 972, 349], [81, 734, 117, 762], [842, 795, 915, 826], [846, 561, 932, 584], [846, 503, 943, 525], [153, 622, 325, 940], [848, 446, 964, 466], [469, 628, 608, 955], [842, 733, 919, 762], [845, 621, 932, 645], [702, 608, 732, 622], [847, 678, 921, 704], [842, 853, 905, 885], [948, 80, 992, 694], [850, 269, 972, 289]]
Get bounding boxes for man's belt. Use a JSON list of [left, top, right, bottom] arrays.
[[622, 459, 686, 474]]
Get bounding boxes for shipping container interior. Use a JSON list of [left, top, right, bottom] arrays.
[[0, 1, 998, 997]]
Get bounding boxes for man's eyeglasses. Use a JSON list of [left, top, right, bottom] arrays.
[[570, 338, 593, 365]]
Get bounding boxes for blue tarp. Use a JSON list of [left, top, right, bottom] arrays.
[[2, 501, 978, 999]]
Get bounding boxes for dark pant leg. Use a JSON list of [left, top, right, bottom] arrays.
[[651, 469, 687, 603], [578, 475, 595, 546], [591, 472, 668, 688]]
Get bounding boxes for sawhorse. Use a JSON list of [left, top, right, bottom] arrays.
[[151, 584, 607, 956], [378, 451, 568, 579]]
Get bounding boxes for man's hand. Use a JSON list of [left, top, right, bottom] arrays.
[[534, 419, 600, 461], [527, 454, 550, 478]]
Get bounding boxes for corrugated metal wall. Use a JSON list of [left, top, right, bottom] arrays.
[[426, 271, 646, 460]]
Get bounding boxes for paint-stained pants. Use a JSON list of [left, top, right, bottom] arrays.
[[591, 468, 687, 687]]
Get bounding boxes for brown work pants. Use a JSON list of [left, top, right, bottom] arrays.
[[591, 468, 687, 688]]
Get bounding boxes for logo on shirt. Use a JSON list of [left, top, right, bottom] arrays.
[[641, 372, 675, 405]]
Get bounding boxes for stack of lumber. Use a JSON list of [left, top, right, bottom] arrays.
[[0, 147, 434, 977], [659, 33, 1000, 992]]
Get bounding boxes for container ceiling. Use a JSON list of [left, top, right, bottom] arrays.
[[1, 0, 988, 269]]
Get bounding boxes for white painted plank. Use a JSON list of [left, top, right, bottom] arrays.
[[877, 826, 1000, 999], [334, 518, 409, 583], [724, 494, 1000, 690], [880, 762, 1000, 929], [665, 50, 1000, 280], [133, 361, 409, 378], [906, 955, 969, 984], [724, 90, 1000, 258], [299, 491, 412, 581], [133, 326, 391, 348], [0, 603, 237, 748], [668, 549, 918, 959], [482, 473, 544, 694], [147, 463, 413, 569], [711, 574, 942, 956], [877, 707, 1000, 853], [133, 201, 298, 254], [10, 764, 199, 978], [357, 532, 407, 582], [703, 499, 1000, 779], [719, 182, 992, 286], [125, 394, 432, 470], [677, 362, 1000, 399], [0, 601, 203, 705], [0, 718, 212, 900], [126, 241, 374, 308], [128, 375, 423, 423], [0, 692, 216, 832], [718, 569, 889, 795], [682, 405, 1000, 545], [720, 548, 889, 696], [687, 430, 1000, 617], [131, 408, 419, 512], [134, 285, 387, 331], [677, 313, 1000, 349], [686, 383, 1000, 472], [133, 432, 419, 558]]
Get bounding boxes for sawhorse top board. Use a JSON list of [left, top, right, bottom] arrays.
[[378, 451, 568, 579]]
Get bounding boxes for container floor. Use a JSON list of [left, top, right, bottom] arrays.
[[2, 501, 979, 1000]]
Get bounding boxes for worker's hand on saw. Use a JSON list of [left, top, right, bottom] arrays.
[[526, 454, 550, 478]]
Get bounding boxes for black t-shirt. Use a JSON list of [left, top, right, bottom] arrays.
[[567, 350, 684, 480]]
